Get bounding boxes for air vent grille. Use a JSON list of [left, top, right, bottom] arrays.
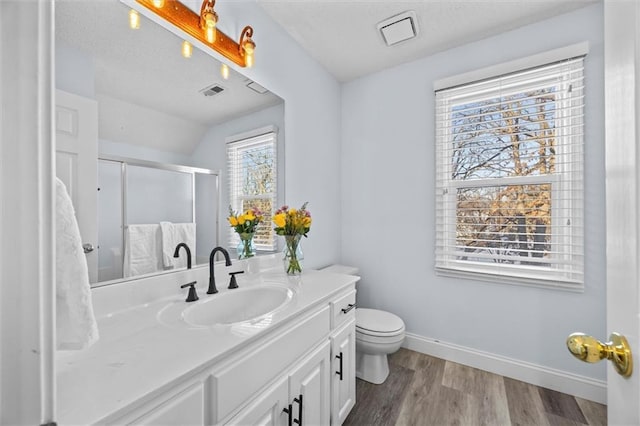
[[200, 84, 225, 97], [377, 11, 418, 46]]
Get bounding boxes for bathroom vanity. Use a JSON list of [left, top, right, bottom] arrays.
[[56, 260, 357, 425]]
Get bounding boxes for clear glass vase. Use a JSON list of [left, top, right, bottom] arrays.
[[283, 234, 304, 275], [237, 232, 256, 259]]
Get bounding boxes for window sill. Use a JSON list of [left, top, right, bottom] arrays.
[[435, 266, 584, 293]]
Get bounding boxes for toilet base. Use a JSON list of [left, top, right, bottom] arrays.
[[356, 352, 389, 384]]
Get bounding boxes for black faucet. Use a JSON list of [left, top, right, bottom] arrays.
[[173, 243, 192, 269], [208, 246, 231, 294]]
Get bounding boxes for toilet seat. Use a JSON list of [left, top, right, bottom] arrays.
[[356, 308, 405, 337]]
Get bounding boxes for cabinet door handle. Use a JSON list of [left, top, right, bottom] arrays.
[[293, 394, 303, 425], [283, 404, 293, 426], [335, 351, 344, 381], [341, 303, 356, 314]]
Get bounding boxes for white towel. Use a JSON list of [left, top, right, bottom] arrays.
[[123, 224, 163, 277], [160, 222, 196, 269], [55, 177, 99, 350]]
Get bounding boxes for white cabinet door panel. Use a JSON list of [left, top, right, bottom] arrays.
[[331, 319, 356, 425], [289, 341, 331, 426], [225, 377, 289, 426]]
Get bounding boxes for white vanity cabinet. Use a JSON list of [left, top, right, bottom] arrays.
[[69, 277, 357, 426]]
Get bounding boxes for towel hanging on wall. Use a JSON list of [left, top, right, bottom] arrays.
[[123, 224, 163, 277], [160, 221, 196, 269], [55, 177, 99, 350]]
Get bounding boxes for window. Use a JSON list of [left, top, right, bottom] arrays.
[[435, 56, 584, 288], [227, 128, 277, 251]]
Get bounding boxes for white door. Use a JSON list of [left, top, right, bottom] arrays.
[[604, 1, 639, 424], [55, 89, 98, 283]]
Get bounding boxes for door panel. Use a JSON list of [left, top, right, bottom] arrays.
[[604, 1, 640, 424], [55, 90, 98, 283]]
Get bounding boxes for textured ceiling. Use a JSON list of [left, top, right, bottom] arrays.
[[257, 0, 599, 82]]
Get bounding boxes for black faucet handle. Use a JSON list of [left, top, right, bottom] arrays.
[[228, 270, 244, 289], [180, 281, 199, 302]]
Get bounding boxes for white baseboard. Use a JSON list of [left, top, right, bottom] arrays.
[[402, 332, 606, 404]]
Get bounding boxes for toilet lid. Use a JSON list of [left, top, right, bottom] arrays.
[[356, 308, 404, 334]]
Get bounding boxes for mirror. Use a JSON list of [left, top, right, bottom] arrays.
[[55, 0, 285, 286]]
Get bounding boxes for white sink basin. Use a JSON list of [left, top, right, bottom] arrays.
[[182, 285, 293, 326]]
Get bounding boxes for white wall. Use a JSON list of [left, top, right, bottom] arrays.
[[56, 41, 95, 98], [206, 1, 343, 269], [341, 2, 606, 386]]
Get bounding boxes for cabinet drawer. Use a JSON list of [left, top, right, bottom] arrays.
[[212, 305, 331, 422], [130, 383, 205, 426], [331, 289, 356, 329]]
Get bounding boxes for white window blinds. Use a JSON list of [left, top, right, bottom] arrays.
[[434, 57, 585, 289], [227, 130, 277, 251]]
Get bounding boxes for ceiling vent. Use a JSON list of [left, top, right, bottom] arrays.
[[377, 11, 418, 47], [200, 84, 225, 97]]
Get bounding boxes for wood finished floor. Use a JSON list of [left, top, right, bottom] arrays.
[[344, 348, 607, 426]]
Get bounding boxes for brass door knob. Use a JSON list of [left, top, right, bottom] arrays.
[[566, 332, 633, 377]]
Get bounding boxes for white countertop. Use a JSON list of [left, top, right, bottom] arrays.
[[56, 268, 358, 425]]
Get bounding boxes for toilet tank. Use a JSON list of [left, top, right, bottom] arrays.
[[321, 264, 359, 275]]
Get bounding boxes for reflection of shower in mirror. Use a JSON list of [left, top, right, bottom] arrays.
[[96, 155, 219, 285]]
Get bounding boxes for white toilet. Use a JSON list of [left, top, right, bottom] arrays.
[[319, 264, 406, 385], [355, 308, 405, 384]]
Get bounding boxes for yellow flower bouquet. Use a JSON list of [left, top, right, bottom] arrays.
[[228, 206, 263, 259], [273, 202, 311, 274]]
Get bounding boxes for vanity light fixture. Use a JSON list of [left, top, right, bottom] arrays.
[[129, 9, 141, 29], [181, 40, 193, 58], [220, 63, 229, 79], [132, 0, 256, 68]]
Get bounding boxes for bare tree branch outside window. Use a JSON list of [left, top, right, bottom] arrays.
[[451, 89, 556, 266]]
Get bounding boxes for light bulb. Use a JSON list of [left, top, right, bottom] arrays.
[[243, 40, 255, 55], [204, 12, 217, 28], [202, 10, 217, 43], [182, 41, 193, 58], [129, 9, 140, 30], [152, 0, 165, 7], [206, 26, 216, 43], [242, 38, 255, 67], [220, 63, 229, 80]]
